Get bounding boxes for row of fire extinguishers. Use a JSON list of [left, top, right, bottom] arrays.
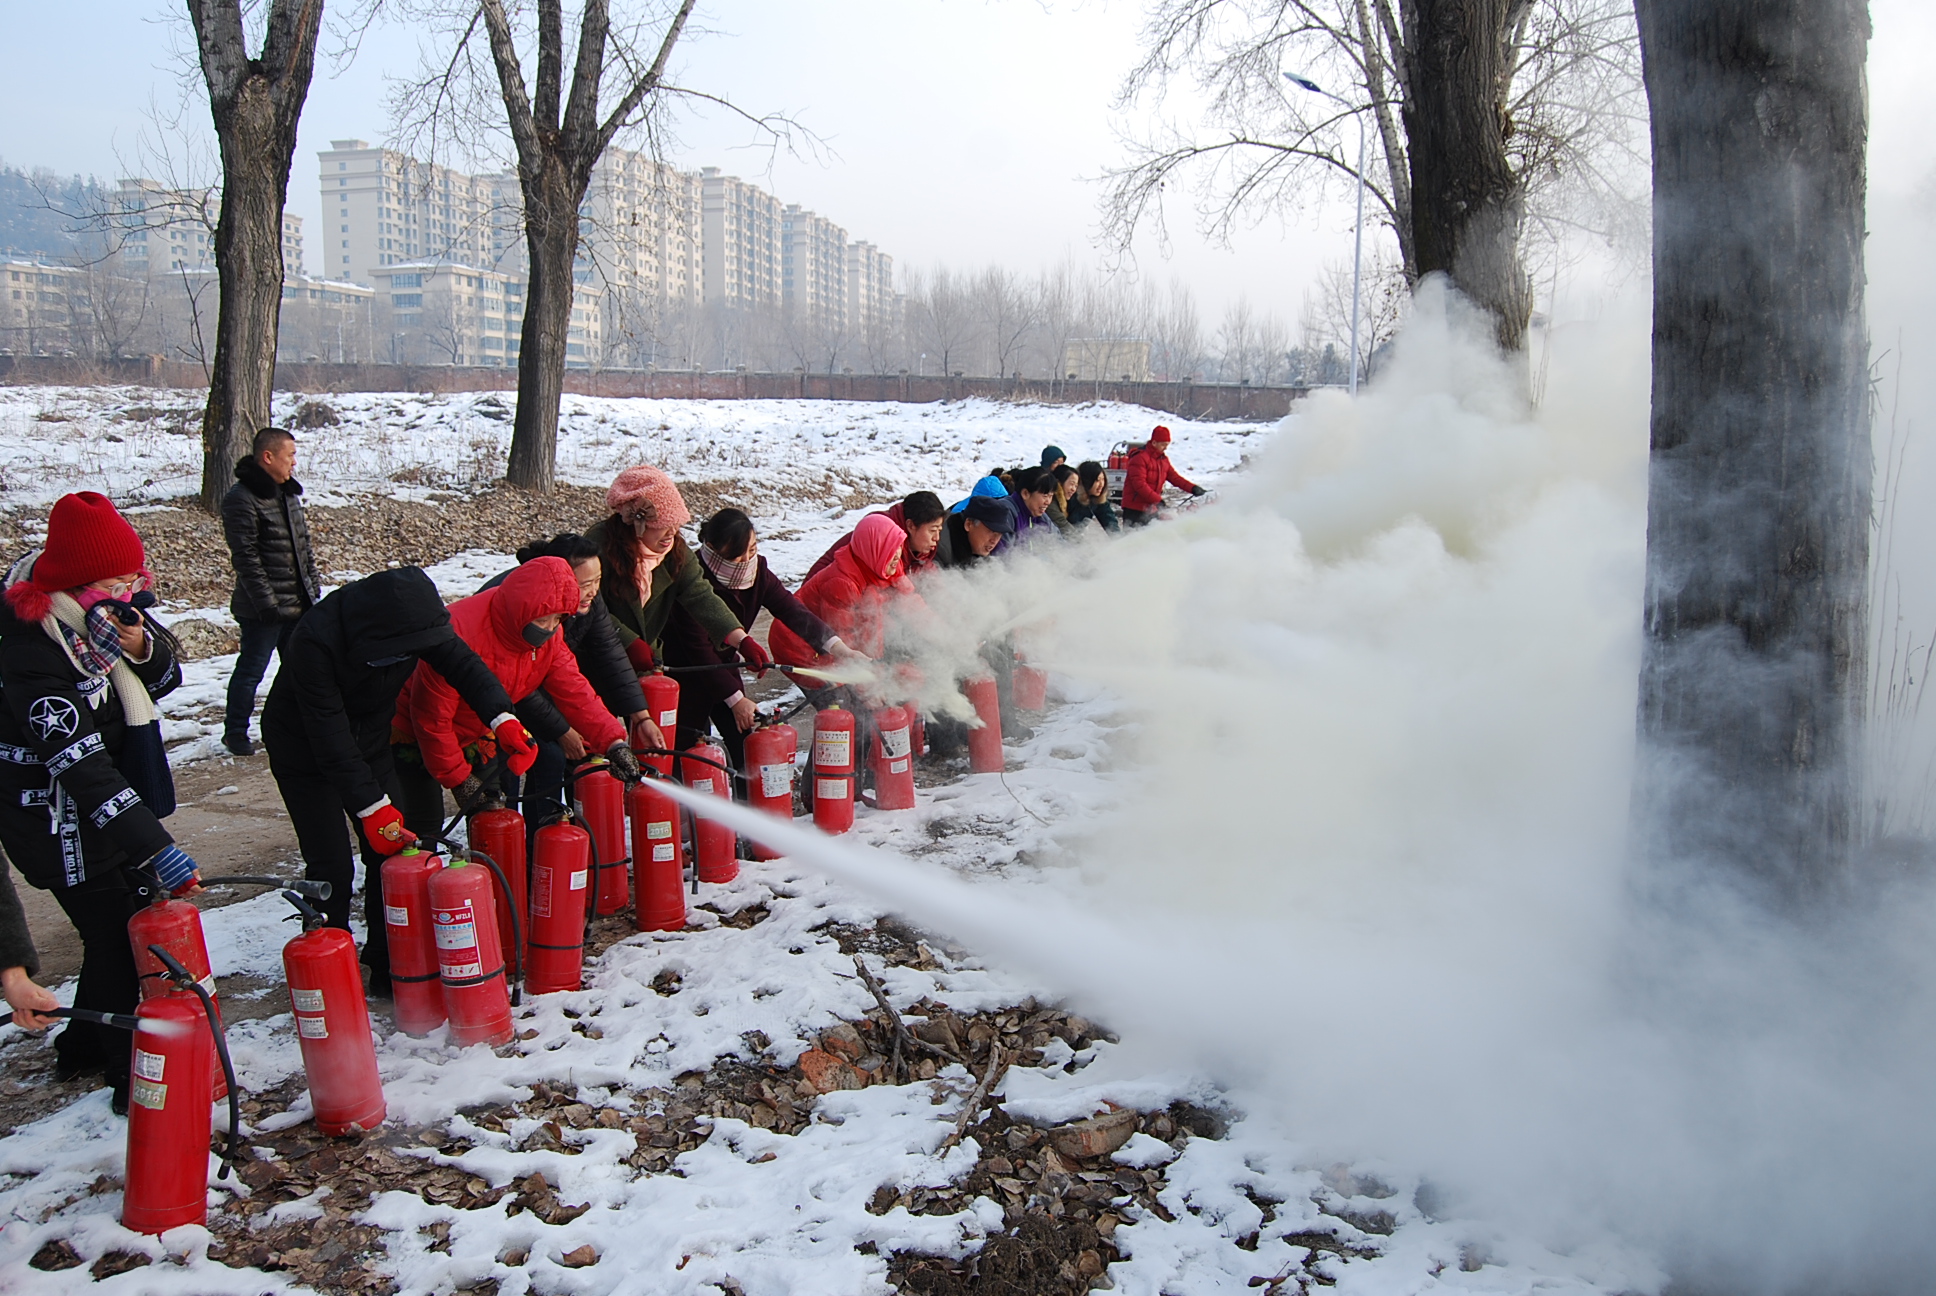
[[101, 666, 1051, 1237]]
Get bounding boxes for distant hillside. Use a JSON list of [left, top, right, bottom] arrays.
[[0, 164, 109, 261]]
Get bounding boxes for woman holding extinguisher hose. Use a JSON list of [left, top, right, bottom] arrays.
[[0, 492, 196, 1112]]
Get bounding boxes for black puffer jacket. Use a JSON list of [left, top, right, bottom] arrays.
[[261, 567, 517, 814], [0, 597, 181, 890], [222, 457, 322, 623]]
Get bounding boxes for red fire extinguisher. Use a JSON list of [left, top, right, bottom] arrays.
[[811, 705, 857, 835], [963, 676, 1004, 774], [573, 762, 630, 916], [743, 723, 797, 862], [467, 806, 528, 977], [867, 705, 917, 811], [525, 814, 592, 995], [641, 673, 681, 774], [681, 743, 737, 883], [121, 945, 240, 1236], [280, 892, 386, 1136], [381, 847, 447, 1038], [427, 861, 515, 1048], [1014, 660, 1049, 711], [629, 776, 686, 932]]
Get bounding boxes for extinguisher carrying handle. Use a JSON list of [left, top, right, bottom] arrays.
[[205, 875, 332, 901], [145, 944, 241, 1183], [421, 836, 525, 1009]]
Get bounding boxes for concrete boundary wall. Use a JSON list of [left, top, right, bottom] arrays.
[[0, 354, 1306, 422]]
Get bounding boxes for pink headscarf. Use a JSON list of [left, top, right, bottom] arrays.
[[851, 513, 907, 585]]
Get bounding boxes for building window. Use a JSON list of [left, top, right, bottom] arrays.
[[391, 273, 422, 288], [391, 293, 422, 307]]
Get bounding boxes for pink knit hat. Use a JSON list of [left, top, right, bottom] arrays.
[[606, 466, 692, 531]]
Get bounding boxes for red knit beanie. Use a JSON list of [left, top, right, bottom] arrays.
[[605, 466, 692, 531], [1149, 425, 1173, 444], [6, 492, 146, 621]]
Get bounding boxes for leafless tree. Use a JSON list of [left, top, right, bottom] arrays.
[[1215, 296, 1258, 383], [905, 266, 980, 377], [1106, 0, 1644, 353], [1030, 260, 1082, 388], [77, 252, 153, 360], [421, 289, 476, 364], [186, 0, 324, 511], [1300, 248, 1409, 381], [973, 266, 1039, 379], [1147, 277, 1205, 381]]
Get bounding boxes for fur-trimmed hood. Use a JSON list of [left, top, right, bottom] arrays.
[[234, 456, 303, 499]]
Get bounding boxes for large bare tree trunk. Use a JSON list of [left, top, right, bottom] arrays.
[[1632, 0, 1871, 902], [189, 0, 322, 513], [505, 161, 582, 491], [1402, 0, 1533, 353]]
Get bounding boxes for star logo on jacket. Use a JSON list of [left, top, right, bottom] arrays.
[[27, 697, 79, 741]]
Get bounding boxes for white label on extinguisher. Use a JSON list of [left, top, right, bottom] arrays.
[[647, 820, 673, 840], [432, 906, 477, 951], [131, 1078, 167, 1111], [658, 708, 678, 728], [882, 727, 911, 759], [297, 1015, 329, 1039], [814, 730, 851, 767], [134, 1049, 165, 1081], [692, 777, 714, 794], [386, 904, 410, 928], [889, 759, 909, 774], [817, 778, 850, 801], [198, 973, 217, 997], [570, 869, 588, 890], [653, 844, 676, 862], [292, 987, 325, 1014], [759, 765, 791, 798]]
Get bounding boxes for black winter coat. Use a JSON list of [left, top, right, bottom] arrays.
[[933, 513, 990, 570], [222, 457, 322, 623], [0, 600, 181, 890], [478, 570, 646, 743], [261, 568, 516, 813], [662, 555, 835, 707]]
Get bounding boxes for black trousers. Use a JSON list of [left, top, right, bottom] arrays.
[[51, 867, 147, 1082], [265, 716, 404, 976]]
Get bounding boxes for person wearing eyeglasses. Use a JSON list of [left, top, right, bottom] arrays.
[[0, 492, 195, 1114], [219, 426, 321, 755], [586, 466, 772, 689]]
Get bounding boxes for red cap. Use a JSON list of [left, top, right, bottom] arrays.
[[1149, 425, 1172, 444]]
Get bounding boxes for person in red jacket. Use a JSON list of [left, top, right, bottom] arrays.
[[771, 513, 921, 669], [391, 557, 636, 837], [804, 491, 947, 584], [1120, 424, 1207, 526]]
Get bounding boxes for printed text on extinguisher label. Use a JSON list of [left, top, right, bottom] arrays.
[[647, 821, 673, 839], [131, 1078, 167, 1110], [292, 987, 325, 1014], [889, 759, 909, 774], [817, 778, 850, 801], [814, 731, 851, 767], [432, 906, 477, 950], [691, 777, 714, 794], [297, 1015, 329, 1039], [882, 727, 911, 759], [134, 1049, 165, 1081], [659, 708, 678, 728], [386, 904, 410, 927], [570, 869, 588, 890], [652, 844, 676, 862], [532, 866, 553, 919], [759, 765, 790, 798]]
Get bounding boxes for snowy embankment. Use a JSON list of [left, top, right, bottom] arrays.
[[0, 388, 1652, 1294]]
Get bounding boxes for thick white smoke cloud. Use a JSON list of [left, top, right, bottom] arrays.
[[873, 282, 1936, 1293]]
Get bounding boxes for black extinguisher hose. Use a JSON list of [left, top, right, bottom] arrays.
[[147, 944, 240, 1182]]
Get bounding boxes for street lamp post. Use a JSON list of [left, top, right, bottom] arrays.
[[1284, 72, 1367, 395]]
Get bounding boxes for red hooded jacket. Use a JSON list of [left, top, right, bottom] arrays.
[[1121, 442, 1198, 513], [771, 513, 919, 667], [395, 557, 625, 787], [804, 501, 936, 584]]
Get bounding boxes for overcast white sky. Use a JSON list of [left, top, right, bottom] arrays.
[[0, 0, 1931, 329]]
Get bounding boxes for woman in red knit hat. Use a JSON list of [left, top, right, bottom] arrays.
[[0, 492, 197, 1114]]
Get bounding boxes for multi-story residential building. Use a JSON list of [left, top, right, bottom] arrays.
[[114, 178, 215, 277], [317, 140, 496, 285], [282, 212, 305, 276], [699, 167, 781, 312], [585, 148, 702, 311], [845, 241, 896, 336], [275, 273, 375, 362], [781, 205, 848, 333], [372, 260, 602, 368], [0, 258, 84, 353]]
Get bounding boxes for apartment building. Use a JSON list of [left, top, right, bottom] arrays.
[[585, 148, 702, 311], [317, 140, 497, 285], [0, 259, 83, 353], [282, 212, 305, 276], [372, 261, 602, 368], [115, 178, 214, 276], [845, 241, 896, 336], [781, 205, 848, 333], [700, 168, 781, 312]]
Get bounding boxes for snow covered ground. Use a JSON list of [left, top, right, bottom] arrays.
[[0, 389, 1660, 1294]]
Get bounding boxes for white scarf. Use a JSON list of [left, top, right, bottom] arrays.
[[8, 552, 157, 726]]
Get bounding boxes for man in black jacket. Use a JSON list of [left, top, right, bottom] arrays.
[[221, 426, 322, 755], [261, 567, 517, 990], [934, 495, 1013, 570]]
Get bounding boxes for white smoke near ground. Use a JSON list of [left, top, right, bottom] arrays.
[[816, 280, 1936, 1293]]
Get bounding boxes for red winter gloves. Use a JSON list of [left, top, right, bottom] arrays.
[[732, 634, 772, 675], [625, 637, 656, 673], [358, 801, 415, 856], [493, 716, 539, 776]]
